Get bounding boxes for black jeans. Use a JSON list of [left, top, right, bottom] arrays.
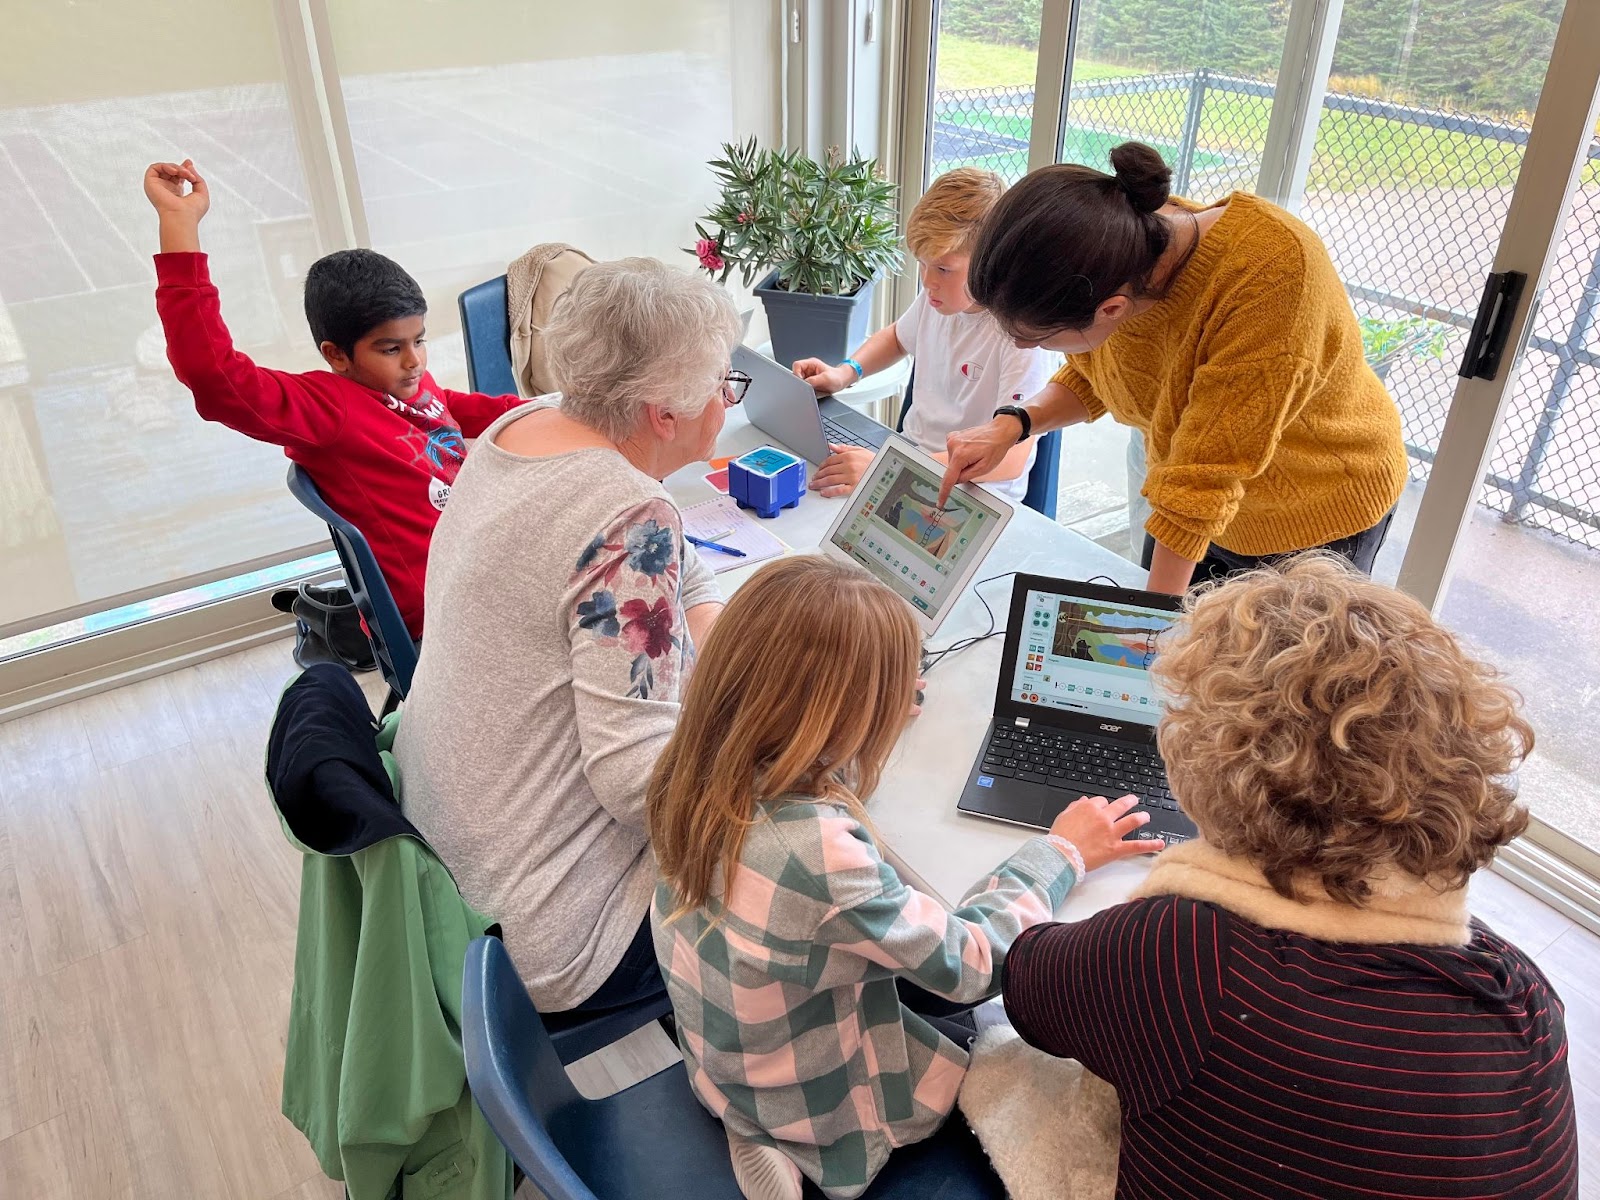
[[1140, 505, 1397, 587], [896, 978, 980, 1050], [567, 913, 668, 1014]]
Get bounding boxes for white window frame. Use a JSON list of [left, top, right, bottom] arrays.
[[0, 0, 365, 713], [884, 0, 1600, 925]]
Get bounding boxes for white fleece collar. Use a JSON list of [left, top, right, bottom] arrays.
[[1131, 839, 1470, 946]]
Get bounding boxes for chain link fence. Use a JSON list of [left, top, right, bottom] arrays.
[[931, 73, 1600, 551]]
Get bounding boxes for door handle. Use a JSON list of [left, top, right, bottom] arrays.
[[1458, 270, 1528, 381]]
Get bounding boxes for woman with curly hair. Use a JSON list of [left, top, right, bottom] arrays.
[[396, 258, 737, 1014], [1000, 555, 1575, 1199]]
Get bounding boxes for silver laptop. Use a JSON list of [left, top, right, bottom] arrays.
[[734, 345, 891, 465]]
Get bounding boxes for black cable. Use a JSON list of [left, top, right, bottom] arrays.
[[921, 572, 1014, 674], [921, 572, 1127, 674]]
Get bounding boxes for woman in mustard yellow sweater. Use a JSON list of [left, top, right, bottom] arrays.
[[937, 143, 1408, 594]]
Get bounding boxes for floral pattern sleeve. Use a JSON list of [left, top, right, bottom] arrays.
[[566, 498, 702, 827]]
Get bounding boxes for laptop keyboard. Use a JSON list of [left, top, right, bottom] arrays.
[[821, 417, 876, 449], [980, 725, 1180, 811]]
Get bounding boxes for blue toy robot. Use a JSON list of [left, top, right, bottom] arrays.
[[729, 446, 807, 519]]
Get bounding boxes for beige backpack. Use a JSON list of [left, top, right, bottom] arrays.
[[506, 243, 596, 397]]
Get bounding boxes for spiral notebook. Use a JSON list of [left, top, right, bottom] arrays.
[[679, 495, 789, 573]]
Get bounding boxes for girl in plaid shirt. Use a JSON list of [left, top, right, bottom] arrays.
[[648, 557, 1154, 1200]]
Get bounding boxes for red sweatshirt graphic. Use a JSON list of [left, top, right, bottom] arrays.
[[154, 252, 520, 638]]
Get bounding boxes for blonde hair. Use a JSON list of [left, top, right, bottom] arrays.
[[1154, 554, 1533, 906], [546, 257, 741, 443], [648, 557, 920, 921], [907, 168, 1006, 260]]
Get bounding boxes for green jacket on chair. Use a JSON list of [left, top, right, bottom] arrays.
[[267, 665, 512, 1200]]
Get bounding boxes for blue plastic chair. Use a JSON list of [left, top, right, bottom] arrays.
[[1021, 428, 1062, 520], [458, 275, 520, 397], [897, 371, 1061, 519], [461, 936, 1006, 1200], [541, 989, 675, 1067], [286, 464, 419, 703]]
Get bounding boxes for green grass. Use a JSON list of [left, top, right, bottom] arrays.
[[933, 36, 1552, 192], [935, 35, 1133, 91], [940, 106, 1228, 172]]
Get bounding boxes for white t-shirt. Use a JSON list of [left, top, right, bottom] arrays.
[[894, 290, 1059, 502]]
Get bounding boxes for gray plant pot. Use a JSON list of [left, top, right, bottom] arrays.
[[754, 269, 877, 370]]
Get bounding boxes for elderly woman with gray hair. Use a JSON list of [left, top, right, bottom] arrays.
[[395, 258, 740, 1013]]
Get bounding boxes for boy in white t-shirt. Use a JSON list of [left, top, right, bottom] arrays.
[[792, 168, 1058, 502]]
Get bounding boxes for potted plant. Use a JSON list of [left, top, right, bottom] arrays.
[[1359, 313, 1451, 383], [690, 138, 902, 369]]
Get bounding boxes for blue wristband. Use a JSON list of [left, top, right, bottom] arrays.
[[842, 357, 865, 380]]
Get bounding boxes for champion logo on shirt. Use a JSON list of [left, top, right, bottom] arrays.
[[960, 361, 983, 381]]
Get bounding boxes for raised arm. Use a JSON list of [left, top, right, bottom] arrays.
[[145, 160, 343, 450]]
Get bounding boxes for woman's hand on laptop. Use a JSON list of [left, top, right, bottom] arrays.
[[810, 444, 874, 497], [1049, 794, 1157, 872], [792, 358, 855, 395], [938, 420, 1015, 506]]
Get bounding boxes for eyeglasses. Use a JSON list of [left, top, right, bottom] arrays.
[[723, 369, 753, 404]]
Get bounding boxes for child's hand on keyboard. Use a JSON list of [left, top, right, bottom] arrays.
[[1048, 794, 1157, 872], [810, 444, 874, 497]]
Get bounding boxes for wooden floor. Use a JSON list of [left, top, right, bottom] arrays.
[[0, 636, 1593, 1197]]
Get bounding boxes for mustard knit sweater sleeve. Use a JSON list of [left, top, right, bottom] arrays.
[[1050, 194, 1406, 562]]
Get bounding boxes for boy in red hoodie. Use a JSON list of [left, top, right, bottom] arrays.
[[144, 159, 521, 639]]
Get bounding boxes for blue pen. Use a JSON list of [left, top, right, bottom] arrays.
[[686, 533, 747, 558]]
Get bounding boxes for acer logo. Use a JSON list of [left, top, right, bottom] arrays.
[[1099, 722, 1122, 733]]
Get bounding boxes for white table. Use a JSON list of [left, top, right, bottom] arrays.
[[665, 408, 1155, 919]]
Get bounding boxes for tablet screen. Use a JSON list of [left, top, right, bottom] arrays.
[[828, 441, 1008, 624]]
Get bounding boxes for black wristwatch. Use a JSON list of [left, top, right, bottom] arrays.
[[993, 404, 1032, 442]]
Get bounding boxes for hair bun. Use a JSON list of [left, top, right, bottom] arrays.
[[1108, 142, 1172, 214]]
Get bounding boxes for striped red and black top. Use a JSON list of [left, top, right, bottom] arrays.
[[1003, 896, 1576, 1199]]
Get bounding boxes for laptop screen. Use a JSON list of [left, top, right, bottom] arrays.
[[1010, 587, 1181, 725], [829, 441, 1007, 624]]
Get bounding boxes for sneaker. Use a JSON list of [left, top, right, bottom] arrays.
[[725, 1129, 803, 1200]]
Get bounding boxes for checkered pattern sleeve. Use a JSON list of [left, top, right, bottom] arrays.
[[812, 816, 1080, 1003]]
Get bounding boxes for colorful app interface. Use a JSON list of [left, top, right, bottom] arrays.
[[1011, 589, 1178, 722], [833, 448, 996, 618]]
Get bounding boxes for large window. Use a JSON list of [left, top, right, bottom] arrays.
[[926, 1, 1290, 561], [0, 1, 780, 670], [1441, 172, 1600, 858], [913, 0, 1600, 900], [0, 1, 328, 646], [324, 0, 774, 389]]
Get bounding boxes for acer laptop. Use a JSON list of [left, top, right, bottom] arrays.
[[957, 573, 1197, 846]]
